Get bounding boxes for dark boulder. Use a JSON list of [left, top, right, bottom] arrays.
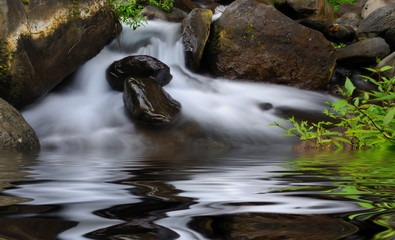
[[205, 0, 336, 90], [107, 55, 173, 91], [182, 8, 213, 71], [357, 3, 395, 51], [336, 37, 390, 68], [123, 77, 181, 128], [0, 98, 40, 151]]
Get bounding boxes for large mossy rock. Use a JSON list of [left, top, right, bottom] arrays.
[[205, 0, 336, 90], [357, 3, 395, 51], [123, 77, 181, 128], [0, 0, 121, 108], [0, 98, 39, 151], [182, 8, 213, 71], [107, 55, 173, 92]]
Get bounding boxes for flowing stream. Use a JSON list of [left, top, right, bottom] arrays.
[[0, 21, 393, 240]]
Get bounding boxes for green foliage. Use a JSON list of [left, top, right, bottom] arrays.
[[22, 0, 30, 5], [108, 0, 174, 30], [327, 0, 358, 11], [271, 66, 395, 151], [331, 42, 346, 49]]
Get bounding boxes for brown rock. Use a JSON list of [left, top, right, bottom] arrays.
[[206, 0, 336, 90]]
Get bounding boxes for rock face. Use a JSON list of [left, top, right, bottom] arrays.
[[357, 4, 395, 51], [206, 0, 336, 90], [0, 0, 121, 108], [107, 55, 173, 91], [336, 37, 390, 67], [0, 98, 39, 151], [123, 77, 181, 128], [182, 8, 213, 71]]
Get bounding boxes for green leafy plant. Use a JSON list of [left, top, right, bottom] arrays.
[[271, 66, 395, 151], [327, 0, 358, 11], [108, 0, 174, 30], [332, 42, 346, 49]]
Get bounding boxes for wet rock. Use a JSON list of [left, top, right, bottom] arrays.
[[0, 98, 40, 151], [327, 67, 376, 96], [357, 3, 395, 51], [206, 0, 336, 90], [274, 106, 337, 124], [182, 8, 213, 71], [299, 19, 356, 43], [336, 37, 390, 68], [123, 77, 181, 128], [0, 0, 121, 108], [107, 55, 173, 91], [141, 6, 188, 22], [361, 0, 395, 18]]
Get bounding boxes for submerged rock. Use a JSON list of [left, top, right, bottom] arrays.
[[206, 0, 336, 90], [107, 55, 173, 92], [0, 0, 121, 108], [123, 77, 181, 128], [182, 8, 213, 71], [0, 98, 40, 151]]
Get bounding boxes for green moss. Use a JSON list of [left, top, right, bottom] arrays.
[[22, 0, 29, 5], [70, 0, 81, 19], [242, 22, 266, 47]]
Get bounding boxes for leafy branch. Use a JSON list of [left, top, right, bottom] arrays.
[[271, 66, 395, 151]]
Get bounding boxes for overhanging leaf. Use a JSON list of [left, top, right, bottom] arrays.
[[384, 108, 395, 126]]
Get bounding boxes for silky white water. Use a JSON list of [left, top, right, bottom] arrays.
[[22, 20, 334, 151]]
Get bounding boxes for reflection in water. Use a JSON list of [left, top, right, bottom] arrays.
[[0, 148, 394, 239]]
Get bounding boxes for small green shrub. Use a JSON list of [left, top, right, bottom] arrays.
[[108, 0, 174, 30], [271, 66, 395, 151]]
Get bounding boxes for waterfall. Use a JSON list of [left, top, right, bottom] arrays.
[[22, 20, 334, 151]]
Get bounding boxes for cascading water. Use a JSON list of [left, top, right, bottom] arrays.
[[22, 20, 335, 151], [3, 20, 393, 240]]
